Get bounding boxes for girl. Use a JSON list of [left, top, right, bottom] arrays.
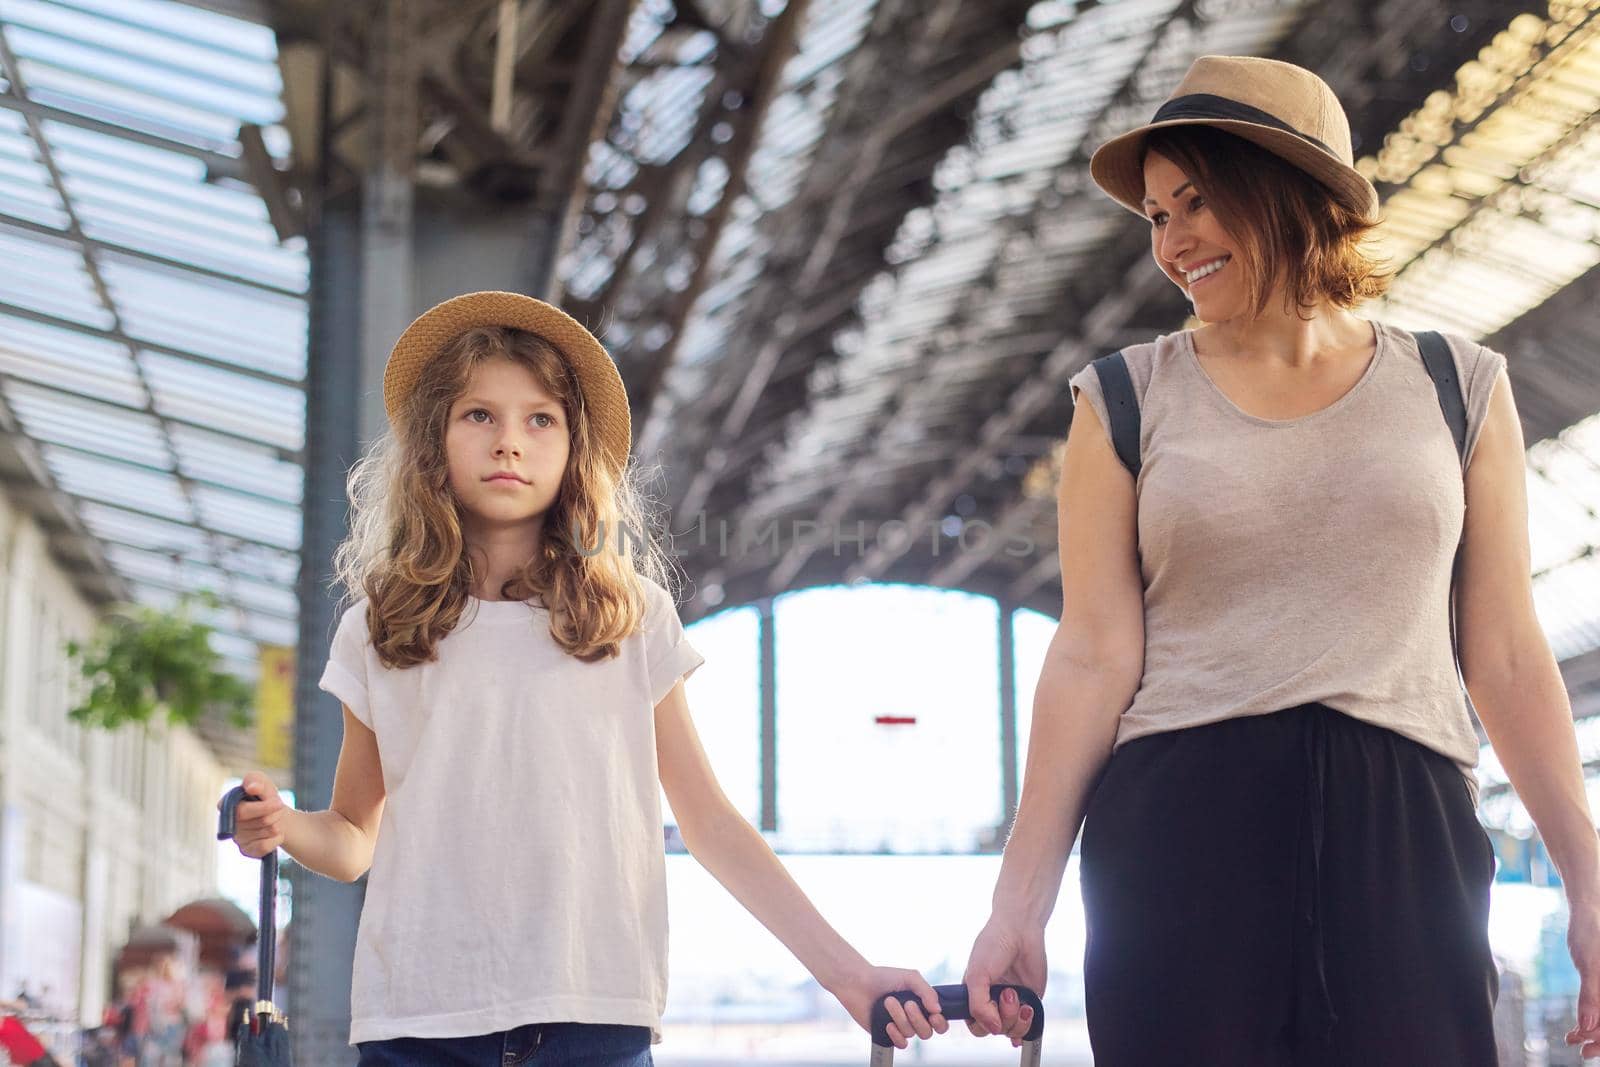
[[227, 292, 945, 1065], [947, 55, 1600, 1063]]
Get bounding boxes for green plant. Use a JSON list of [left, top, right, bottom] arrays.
[[66, 590, 254, 730]]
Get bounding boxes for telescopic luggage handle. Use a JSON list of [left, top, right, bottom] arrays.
[[868, 983, 1043, 1067], [217, 786, 280, 1023]]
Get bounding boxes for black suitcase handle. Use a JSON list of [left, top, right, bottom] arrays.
[[216, 785, 249, 840], [870, 982, 1043, 1047], [217, 785, 279, 1012]]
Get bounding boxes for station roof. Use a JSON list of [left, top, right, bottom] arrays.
[[3, 0, 1598, 773]]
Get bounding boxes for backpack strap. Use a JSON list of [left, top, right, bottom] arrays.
[[1414, 330, 1468, 465], [1411, 329, 1470, 686], [1090, 350, 1142, 479]]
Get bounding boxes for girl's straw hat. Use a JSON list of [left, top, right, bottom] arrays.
[[384, 291, 631, 477], [1088, 55, 1380, 223]]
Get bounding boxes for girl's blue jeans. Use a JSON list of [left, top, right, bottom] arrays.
[[356, 1022, 652, 1067]]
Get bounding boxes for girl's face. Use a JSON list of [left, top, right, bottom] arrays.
[[444, 356, 571, 534], [1142, 150, 1248, 322]]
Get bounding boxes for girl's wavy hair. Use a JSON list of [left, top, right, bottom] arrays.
[[333, 326, 673, 669], [1142, 125, 1391, 318]]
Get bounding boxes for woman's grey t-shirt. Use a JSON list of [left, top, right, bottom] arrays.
[[1067, 321, 1506, 785]]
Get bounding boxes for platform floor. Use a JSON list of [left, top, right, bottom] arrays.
[[653, 1018, 1095, 1065]]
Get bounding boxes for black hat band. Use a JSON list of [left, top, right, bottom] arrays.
[[1150, 93, 1339, 159]]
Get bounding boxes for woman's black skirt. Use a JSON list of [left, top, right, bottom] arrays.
[[1079, 702, 1499, 1066]]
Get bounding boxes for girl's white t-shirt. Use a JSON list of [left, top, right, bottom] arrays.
[[317, 579, 704, 1046]]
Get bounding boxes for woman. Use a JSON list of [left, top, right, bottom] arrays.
[[939, 55, 1600, 1064]]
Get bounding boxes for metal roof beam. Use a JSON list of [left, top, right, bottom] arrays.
[[666, 7, 1031, 525], [239, 121, 306, 241], [540, 0, 635, 290], [630, 0, 813, 425], [558, 64, 743, 318]]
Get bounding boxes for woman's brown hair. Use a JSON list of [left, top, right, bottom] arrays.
[[333, 326, 672, 669], [1142, 125, 1390, 318]]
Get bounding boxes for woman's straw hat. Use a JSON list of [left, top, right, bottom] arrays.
[[1089, 55, 1379, 223], [383, 291, 630, 477]]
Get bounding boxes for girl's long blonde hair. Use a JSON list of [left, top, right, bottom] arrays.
[[333, 326, 673, 669]]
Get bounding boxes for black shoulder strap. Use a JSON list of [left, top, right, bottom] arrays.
[[1090, 350, 1142, 479], [1412, 329, 1470, 687], [1414, 330, 1468, 466]]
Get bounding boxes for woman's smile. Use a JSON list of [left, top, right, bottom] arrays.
[[1184, 255, 1231, 288]]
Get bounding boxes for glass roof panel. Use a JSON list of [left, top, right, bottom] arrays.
[[6, 26, 281, 124], [20, 58, 246, 145], [46, 447, 190, 521], [214, 539, 297, 587], [0, 109, 56, 218], [0, 229, 105, 325], [61, 0, 278, 57], [239, 611, 295, 647], [78, 212, 307, 293], [139, 350, 304, 451], [0, 311, 144, 406], [192, 485, 300, 551], [39, 115, 206, 178], [2, 0, 276, 80], [0, 172, 68, 227], [103, 260, 306, 378], [65, 173, 280, 246], [169, 424, 301, 504], [57, 151, 273, 230], [10, 383, 166, 460], [77, 500, 208, 556], [226, 574, 296, 619], [106, 541, 228, 592]]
